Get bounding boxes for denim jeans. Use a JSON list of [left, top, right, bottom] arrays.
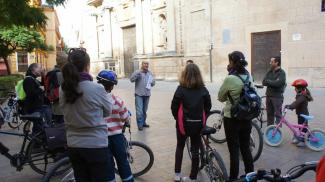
[[135, 95, 150, 128], [29, 105, 52, 135], [107, 134, 134, 182]]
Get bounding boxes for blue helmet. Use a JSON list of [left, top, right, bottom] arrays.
[[96, 70, 118, 85]]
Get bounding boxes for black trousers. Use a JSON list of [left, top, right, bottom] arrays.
[[68, 147, 113, 182], [266, 97, 283, 126], [175, 130, 201, 179], [224, 117, 254, 180]]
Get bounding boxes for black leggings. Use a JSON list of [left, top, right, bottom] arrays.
[[175, 130, 201, 180], [68, 147, 113, 182], [224, 117, 254, 180]]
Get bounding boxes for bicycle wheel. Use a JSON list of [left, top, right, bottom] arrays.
[[27, 135, 65, 175], [42, 157, 74, 182], [206, 151, 228, 181], [127, 141, 154, 177], [206, 110, 226, 143], [305, 129, 325, 151], [263, 125, 283, 147], [250, 122, 263, 162], [257, 96, 267, 127]]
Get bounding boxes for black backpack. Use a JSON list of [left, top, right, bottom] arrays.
[[228, 74, 261, 121], [177, 89, 206, 136]]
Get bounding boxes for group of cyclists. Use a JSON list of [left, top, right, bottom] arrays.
[[0, 47, 325, 182]]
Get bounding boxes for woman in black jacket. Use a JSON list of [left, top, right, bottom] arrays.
[[171, 63, 211, 182], [23, 63, 51, 134]]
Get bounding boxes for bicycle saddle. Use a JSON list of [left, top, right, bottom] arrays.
[[300, 114, 314, 121], [20, 112, 42, 121], [201, 126, 217, 135]]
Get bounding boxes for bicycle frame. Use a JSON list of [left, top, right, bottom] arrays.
[[272, 109, 319, 142], [0, 121, 33, 170]]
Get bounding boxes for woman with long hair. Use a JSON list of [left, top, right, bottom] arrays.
[[60, 48, 113, 182], [218, 51, 254, 180], [171, 63, 211, 182]]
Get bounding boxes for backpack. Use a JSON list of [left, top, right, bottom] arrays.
[[44, 70, 60, 103], [15, 76, 33, 101], [177, 90, 207, 136], [228, 74, 261, 121]]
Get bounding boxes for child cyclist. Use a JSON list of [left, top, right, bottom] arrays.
[[285, 79, 313, 147], [97, 70, 134, 182]]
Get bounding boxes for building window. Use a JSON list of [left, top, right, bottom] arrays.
[[17, 52, 28, 72], [322, 0, 325, 11]]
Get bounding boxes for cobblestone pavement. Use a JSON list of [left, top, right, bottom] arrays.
[[0, 79, 324, 182]]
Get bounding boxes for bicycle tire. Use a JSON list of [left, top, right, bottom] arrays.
[[263, 125, 283, 147], [305, 129, 325, 151], [27, 135, 64, 175], [206, 110, 226, 143], [127, 141, 154, 178], [42, 157, 74, 182], [258, 96, 267, 127], [250, 121, 263, 162], [208, 151, 228, 181]]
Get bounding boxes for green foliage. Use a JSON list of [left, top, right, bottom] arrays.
[[0, 74, 24, 99], [0, 26, 46, 57], [0, 0, 67, 28], [0, 0, 47, 28]]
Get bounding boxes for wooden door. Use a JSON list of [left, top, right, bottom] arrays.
[[251, 31, 281, 82]]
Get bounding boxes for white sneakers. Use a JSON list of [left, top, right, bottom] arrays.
[[292, 137, 305, 147], [174, 173, 182, 182], [174, 174, 197, 182], [181, 177, 197, 182]]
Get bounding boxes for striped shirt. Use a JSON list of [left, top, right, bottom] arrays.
[[105, 94, 129, 136]]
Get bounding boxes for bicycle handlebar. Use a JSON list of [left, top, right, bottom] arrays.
[[233, 161, 318, 182]]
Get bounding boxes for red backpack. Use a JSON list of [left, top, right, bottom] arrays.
[[44, 70, 60, 103]]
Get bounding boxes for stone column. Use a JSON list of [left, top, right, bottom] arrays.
[[142, 0, 153, 54], [166, 0, 176, 52], [103, 8, 113, 58], [135, 0, 144, 54]]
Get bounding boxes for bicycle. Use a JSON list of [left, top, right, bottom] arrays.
[[185, 126, 228, 182], [255, 84, 267, 128], [0, 112, 67, 175], [264, 108, 325, 151], [42, 121, 154, 182], [233, 161, 318, 182], [206, 110, 263, 162], [0, 92, 24, 129]]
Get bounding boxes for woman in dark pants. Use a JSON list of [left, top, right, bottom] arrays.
[[171, 63, 211, 182], [218, 51, 254, 181], [60, 48, 113, 182]]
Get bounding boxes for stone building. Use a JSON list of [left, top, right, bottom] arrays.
[[84, 0, 325, 87]]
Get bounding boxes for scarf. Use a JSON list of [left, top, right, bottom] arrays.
[[79, 72, 93, 82]]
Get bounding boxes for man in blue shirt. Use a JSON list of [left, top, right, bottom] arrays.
[[130, 61, 155, 131]]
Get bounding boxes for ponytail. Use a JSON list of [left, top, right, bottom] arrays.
[[61, 48, 90, 104], [62, 62, 83, 104]]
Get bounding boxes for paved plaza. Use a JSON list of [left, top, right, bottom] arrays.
[[0, 79, 324, 182]]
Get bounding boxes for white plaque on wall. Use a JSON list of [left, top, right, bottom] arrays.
[[292, 33, 302, 41]]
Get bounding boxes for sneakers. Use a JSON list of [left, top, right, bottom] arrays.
[[291, 137, 299, 144], [296, 141, 305, 147], [182, 177, 197, 182], [174, 173, 181, 182], [143, 124, 150, 128]]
